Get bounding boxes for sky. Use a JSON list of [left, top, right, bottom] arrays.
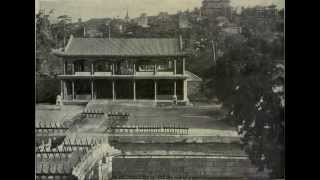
[[36, 0, 285, 22]]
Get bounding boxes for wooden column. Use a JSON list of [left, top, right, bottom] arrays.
[[183, 79, 188, 101], [133, 80, 136, 101], [91, 62, 94, 75], [133, 63, 136, 75], [91, 80, 94, 99], [174, 80, 177, 96], [64, 81, 67, 98], [154, 64, 157, 75], [112, 80, 115, 101], [72, 81, 75, 100], [154, 80, 157, 101], [60, 80, 64, 99], [112, 63, 115, 75], [63, 60, 66, 75], [72, 62, 75, 75], [174, 60, 177, 75], [182, 57, 185, 75]]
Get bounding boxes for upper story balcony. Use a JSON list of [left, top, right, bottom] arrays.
[[59, 58, 187, 79]]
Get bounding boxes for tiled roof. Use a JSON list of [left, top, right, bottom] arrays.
[[54, 37, 186, 57]]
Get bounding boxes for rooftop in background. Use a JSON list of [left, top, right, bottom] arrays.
[[54, 37, 187, 57], [38, 0, 284, 22]]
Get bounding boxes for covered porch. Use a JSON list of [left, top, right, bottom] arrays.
[[60, 78, 188, 104]]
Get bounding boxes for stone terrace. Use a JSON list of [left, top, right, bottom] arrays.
[[86, 101, 233, 130]]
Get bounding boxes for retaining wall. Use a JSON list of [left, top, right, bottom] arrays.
[[112, 156, 263, 179], [109, 135, 240, 144]]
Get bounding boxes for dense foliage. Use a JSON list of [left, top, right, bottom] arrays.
[[204, 32, 284, 178], [36, 10, 68, 76]]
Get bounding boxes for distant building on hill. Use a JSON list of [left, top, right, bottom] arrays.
[[157, 12, 170, 21], [81, 18, 112, 38], [134, 13, 149, 28], [216, 16, 229, 27], [221, 25, 242, 35], [148, 13, 178, 32], [178, 12, 191, 29], [241, 5, 279, 19], [85, 29, 103, 38], [201, 0, 232, 20]]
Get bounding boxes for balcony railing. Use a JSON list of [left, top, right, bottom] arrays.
[[63, 71, 182, 77], [115, 69, 134, 75], [136, 72, 154, 76], [63, 70, 180, 77], [157, 71, 174, 76], [94, 72, 112, 76], [75, 72, 91, 76]]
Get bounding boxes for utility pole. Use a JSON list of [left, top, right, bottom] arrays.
[[83, 25, 86, 37]]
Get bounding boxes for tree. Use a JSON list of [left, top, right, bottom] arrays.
[[36, 9, 56, 74], [51, 15, 72, 48], [36, 9, 55, 53], [205, 35, 284, 178]]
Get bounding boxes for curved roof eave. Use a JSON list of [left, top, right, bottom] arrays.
[[53, 53, 188, 58]]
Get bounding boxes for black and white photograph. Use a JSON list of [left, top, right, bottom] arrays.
[[35, 0, 285, 179]]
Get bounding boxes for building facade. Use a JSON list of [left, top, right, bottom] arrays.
[[178, 12, 191, 29], [135, 13, 149, 28], [221, 23, 242, 35], [54, 36, 192, 104], [241, 5, 279, 19], [201, 0, 231, 19]]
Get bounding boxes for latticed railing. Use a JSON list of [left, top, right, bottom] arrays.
[[35, 121, 69, 133], [106, 124, 189, 135], [107, 111, 130, 121], [81, 109, 105, 118]]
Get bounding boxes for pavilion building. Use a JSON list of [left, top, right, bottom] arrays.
[[53, 36, 198, 105]]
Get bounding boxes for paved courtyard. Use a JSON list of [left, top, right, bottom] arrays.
[[36, 104, 85, 124], [87, 103, 233, 129], [36, 102, 238, 137]]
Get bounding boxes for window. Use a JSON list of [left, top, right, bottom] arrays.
[[157, 60, 173, 71], [74, 60, 91, 72], [95, 61, 111, 72], [139, 64, 154, 72]]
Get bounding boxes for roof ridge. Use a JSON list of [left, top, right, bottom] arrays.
[[64, 35, 74, 52], [73, 37, 177, 40], [186, 70, 203, 82], [59, 37, 186, 57]]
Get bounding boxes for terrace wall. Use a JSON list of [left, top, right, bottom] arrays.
[[109, 135, 240, 144], [112, 157, 263, 179]]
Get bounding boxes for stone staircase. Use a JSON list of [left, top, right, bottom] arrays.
[[72, 139, 121, 180]]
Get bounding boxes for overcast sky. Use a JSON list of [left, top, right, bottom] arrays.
[[36, 0, 284, 21]]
